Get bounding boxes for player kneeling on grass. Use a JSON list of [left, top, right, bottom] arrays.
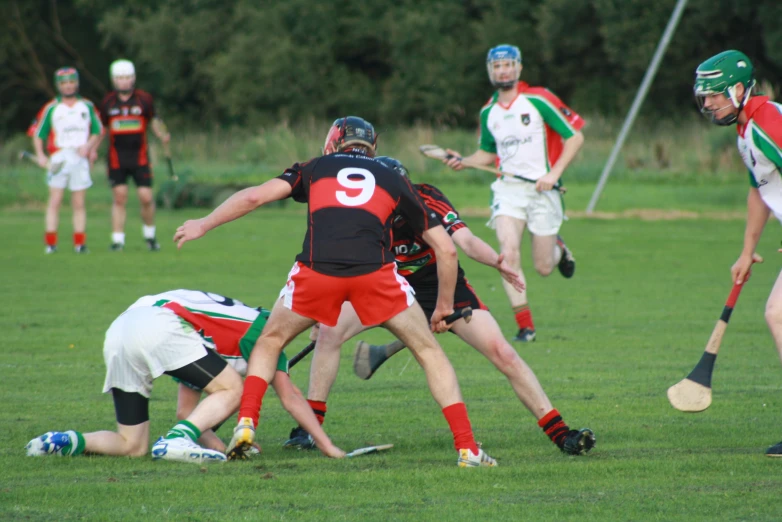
[[694, 50, 782, 457], [284, 157, 595, 456], [26, 289, 343, 462]]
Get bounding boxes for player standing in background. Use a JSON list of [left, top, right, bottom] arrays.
[[444, 45, 585, 343], [33, 67, 102, 254], [284, 157, 595, 456], [26, 289, 344, 462], [175, 117, 498, 467], [99, 59, 171, 252], [694, 50, 782, 457]]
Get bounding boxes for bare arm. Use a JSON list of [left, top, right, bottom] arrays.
[[451, 227, 524, 292], [421, 225, 457, 332], [535, 131, 584, 191], [271, 372, 345, 458], [151, 117, 171, 144], [732, 187, 770, 284], [33, 137, 48, 167], [174, 178, 293, 248]]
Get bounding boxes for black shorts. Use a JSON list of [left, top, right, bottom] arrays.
[[108, 165, 152, 188], [413, 278, 488, 321], [111, 349, 228, 426]]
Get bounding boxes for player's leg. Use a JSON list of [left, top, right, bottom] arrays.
[[44, 186, 65, 253], [110, 175, 129, 250], [763, 269, 782, 456], [495, 215, 536, 342], [285, 302, 369, 449], [70, 189, 88, 253], [528, 189, 574, 279], [451, 309, 594, 454], [135, 167, 159, 251], [381, 304, 496, 467]]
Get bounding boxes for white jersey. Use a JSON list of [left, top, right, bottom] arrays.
[[34, 96, 101, 152], [479, 82, 584, 182], [736, 96, 782, 222]]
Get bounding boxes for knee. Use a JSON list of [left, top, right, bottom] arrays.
[[534, 259, 555, 277], [316, 327, 345, 352], [487, 338, 522, 373], [765, 300, 782, 327], [501, 247, 521, 267], [113, 193, 128, 206]]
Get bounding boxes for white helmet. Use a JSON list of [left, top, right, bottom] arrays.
[[110, 59, 135, 78]]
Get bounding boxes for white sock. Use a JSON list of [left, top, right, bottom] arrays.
[[553, 244, 563, 263], [142, 225, 156, 240], [112, 232, 125, 245]]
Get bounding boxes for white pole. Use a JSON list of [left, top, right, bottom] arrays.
[[586, 0, 689, 214]]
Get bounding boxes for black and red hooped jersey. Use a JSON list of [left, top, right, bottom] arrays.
[[277, 153, 438, 277], [393, 183, 468, 286], [99, 89, 156, 169]]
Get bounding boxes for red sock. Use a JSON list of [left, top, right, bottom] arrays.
[[307, 400, 327, 425], [45, 231, 57, 247], [73, 232, 86, 247], [238, 376, 269, 428], [442, 403, 479, 454], [538, 409, 570, 448], [513, 304, 534, 330]]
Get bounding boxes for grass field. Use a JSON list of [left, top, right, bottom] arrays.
[[3, 179, 782, 520]]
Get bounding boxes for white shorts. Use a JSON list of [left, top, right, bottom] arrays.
[[487, 178, 564, 236], [47, 149, 92, 191], [102, 307, 208, 398]]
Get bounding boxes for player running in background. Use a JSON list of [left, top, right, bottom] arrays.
[[99, 59, 171, 252], [284, 157, 595, 456], [444, 45, 585, 343], [32, 67, 102, 254], [26, 289, 344, 462], [175, 117, 498, 467], [694, 50, 782, 457]]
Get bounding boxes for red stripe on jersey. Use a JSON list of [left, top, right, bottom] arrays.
[[309, 177, 397, 223], [744, 97, 782, 144], [522, 84, 584, 168], [162, 302, 251, 358], [422, 198, 453, 216]]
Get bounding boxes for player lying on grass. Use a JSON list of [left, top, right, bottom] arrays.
[[26, 289, 344, 462], [694, 50, 782, 457], [284, 157, 595, 456], [175, 117, 498, 467]]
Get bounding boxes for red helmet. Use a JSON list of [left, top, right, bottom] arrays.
[[323, 116, 377, 156]]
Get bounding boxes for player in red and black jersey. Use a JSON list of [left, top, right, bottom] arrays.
[[174, 116, 497, 467], [98, 59, 171, 252], [286, 156, 596, 456]]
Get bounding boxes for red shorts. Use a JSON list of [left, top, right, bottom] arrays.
[[278, 262, 415, 327]]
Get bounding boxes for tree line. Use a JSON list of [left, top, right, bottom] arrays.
[[2, 0, 781, 137]]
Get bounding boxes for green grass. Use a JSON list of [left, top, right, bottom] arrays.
[[2, 189, 782, 520]]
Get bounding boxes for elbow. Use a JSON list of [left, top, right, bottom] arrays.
[[441, 242, 458, 262], [571, 131, 585, 148]]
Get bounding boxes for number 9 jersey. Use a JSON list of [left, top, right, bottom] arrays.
[[277, 152, 439, 277]]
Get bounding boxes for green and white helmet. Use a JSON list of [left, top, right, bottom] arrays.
[[694, 50, 755, 126]]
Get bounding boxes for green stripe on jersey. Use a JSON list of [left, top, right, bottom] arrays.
[[752, 126, 782, 169], [526, 95, 576, 139], [479, 102, 497, 153]]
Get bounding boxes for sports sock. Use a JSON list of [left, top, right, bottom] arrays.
[[307, 400, 327, 425], [165, 420, 201, 443], [238, 375, 269, 428], [112, 232, 125, 245], [142, 225, 156, 240], [45, 231, 57, 247], [513, 304, 534, 330], [538, 409, 570, 449], [442, 402, 479, 454], [66, 430, 86, 456], [554, 243, 563, 264], [73, 232, 86, 247]]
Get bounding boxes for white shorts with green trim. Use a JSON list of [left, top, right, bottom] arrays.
[[487, 178, 564, 236], [102, 307, 207, 398]]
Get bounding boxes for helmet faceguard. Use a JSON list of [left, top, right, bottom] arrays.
[[375, 156, 410, 179], [323, 116, 377, 156], [694, 50, 755, 126], [486, 45, 522, 90], [110, 59, 136, 94], [54, 67, 79, 97]]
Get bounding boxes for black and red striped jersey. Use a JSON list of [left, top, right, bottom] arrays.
[[99, 89, 156, 168], [393, 183, 468, 287], [277, 153, 438, 277]]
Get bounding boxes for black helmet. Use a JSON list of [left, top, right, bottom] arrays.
[[375, 156, 410, 179], [323, 116, 377, 156]]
